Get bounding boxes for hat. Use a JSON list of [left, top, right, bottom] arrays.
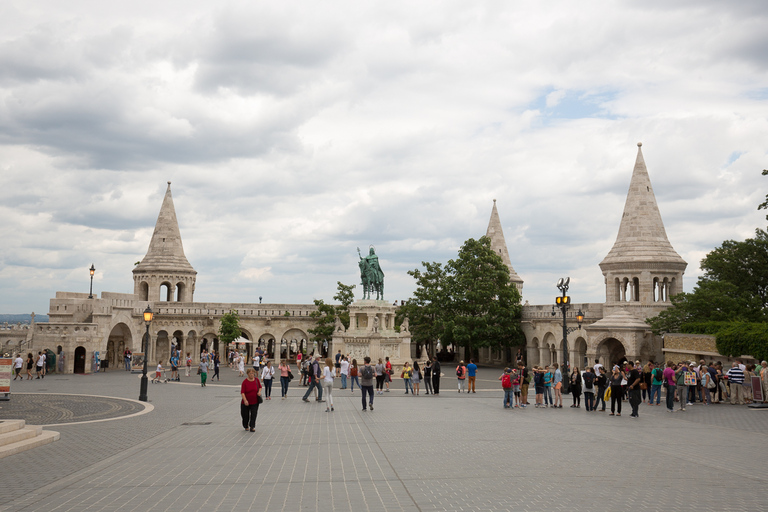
[[504, 367, 512, 373]]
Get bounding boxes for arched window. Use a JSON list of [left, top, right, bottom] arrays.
[[139, 281, 149, 301]]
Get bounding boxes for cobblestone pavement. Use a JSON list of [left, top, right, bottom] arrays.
[[1, 366, 767, 511], [0, 393, 146, 425]]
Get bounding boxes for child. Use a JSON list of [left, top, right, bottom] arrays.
[[499, 368, 513, 408], [152, 362, 163, 383], [512, 369, 522, 407]]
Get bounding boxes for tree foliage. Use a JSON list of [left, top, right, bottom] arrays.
[[678, 321, 768, 363], [333, 281, 355, 329], [308, 282, 356, 347], [402, 236, 524, 360], [218, 310, 242, 345]]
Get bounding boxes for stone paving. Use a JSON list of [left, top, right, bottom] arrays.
[[0, 393, 145, 425], [1, 366, 767, 511]]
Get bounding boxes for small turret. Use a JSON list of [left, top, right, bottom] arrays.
[[486, 199, 524, 294]]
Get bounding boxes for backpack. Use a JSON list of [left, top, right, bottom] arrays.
[[525, 372, 532, 384], [583, 372, 595, 388], [350, 366, 358, 377], [501, 373, 512, 388], [456, 366, 464, 377], [653, 368, 664, 382], [361, 365, 374, 380]]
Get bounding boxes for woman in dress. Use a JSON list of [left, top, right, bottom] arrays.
[[240, 368, 262, 432], [412, 361, 421, 395], [261, 360, 275, 400], [570, 367, 582, 408], [237, 353, 245, 377], [323, 358, 335, 412], [278, 359, 292, 399]]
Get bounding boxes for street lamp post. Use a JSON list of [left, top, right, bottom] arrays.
[[551, 277, 584, 394], [88, 264, 96, 299], [139, 305, 154, 402]]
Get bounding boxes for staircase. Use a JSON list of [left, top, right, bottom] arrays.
[[0, 420, 60, 459]]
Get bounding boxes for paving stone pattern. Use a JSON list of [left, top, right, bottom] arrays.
[[1, 368, 767, 511], [0, 393, 144, 425]]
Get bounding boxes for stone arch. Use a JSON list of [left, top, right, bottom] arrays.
[[74, 346, 87, 374], [175, 282, 185, 302], [572, 336, 588, 371], [185, 330, 197, 359], [258, 333, 277, 359], [155, 330, 169, 364], [528, 336, 540, 367], [160, 282, 173, 302], [107, 322, 133, 371], [139, 281, 149, 301], [171, 330, 184, 356], [594, 335, 628, 368], [280, 328, 308, 359], [542, 332, 557, 366]]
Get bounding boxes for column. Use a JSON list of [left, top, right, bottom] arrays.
[[539, 345, 548, 366]]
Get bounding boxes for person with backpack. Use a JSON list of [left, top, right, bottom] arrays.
[[360, 356, 377, 411], [569, 366, 582, 408], [650, 363, 664, 405], [456, 360, 467, 393], [582, 367, 596, 412], [499, 368, 514, 408], [401, 361, 414, 394], [533, 366, 545, 407], [302, 355, 324, 403]]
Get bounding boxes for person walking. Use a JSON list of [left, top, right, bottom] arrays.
[[323, 358, 335, 412], [412, 361, 422, 395], [26, 353, 34, 380], [553, 363, 563, 408], [186, 353, 193, 377], [261, 360, 275, 399], [349, 359, 360, 392], [609, 365, 624, 416], [466, 359, 478, 393], [278, 359, 292, 399], [499, 368, 513, 408], [36, 351, 45, 379], [360, 356, 376, 411], [199, 358, 208, 387], [431, 357, 441, 395], [210, 352, 220, 382], [570, 367, 582, 408], [375, 358, 386, 395], [302, 355, 324, 403], [13, 354, 23, 380], [626, 361, 642, 418], [240, 368, 262, 432], [456, 360, 467, 393], [402, 362, 414, 394], [423, 359, 433, 395]]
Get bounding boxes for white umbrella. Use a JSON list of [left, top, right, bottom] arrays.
[[230, 337, 252, 344]]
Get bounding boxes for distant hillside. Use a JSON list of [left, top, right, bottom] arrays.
[[0, 314, 49, 324]]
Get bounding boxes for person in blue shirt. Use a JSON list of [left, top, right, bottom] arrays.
[[552, 362, 563, 408], [543, 365, 553, 407], [170, 350, 180, 381], [466, 359, 478, 393]]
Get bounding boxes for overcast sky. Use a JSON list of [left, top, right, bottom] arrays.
[[1, 1, 767, 315]]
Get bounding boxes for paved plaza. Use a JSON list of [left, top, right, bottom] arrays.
[[1, 366, 767, 511]]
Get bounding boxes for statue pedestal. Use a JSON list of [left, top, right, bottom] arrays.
[[332, 300, 411, 367]]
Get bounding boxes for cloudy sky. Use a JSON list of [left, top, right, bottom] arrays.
[[1, 1, 767, 314]]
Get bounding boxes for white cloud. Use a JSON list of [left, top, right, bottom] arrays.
[[1, 1, 768, 312]]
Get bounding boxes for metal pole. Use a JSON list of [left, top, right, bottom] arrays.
[[139, 324, 149, 401], [89, 275, 94, 299], [561, 296, 571, 394]]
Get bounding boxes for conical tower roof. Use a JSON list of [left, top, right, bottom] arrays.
[[486, 199, 524, 290], [134, 182, 196, 274], [600, 143, 686, 271]]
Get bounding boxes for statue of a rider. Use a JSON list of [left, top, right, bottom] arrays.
[[357, 246, 385, 300]]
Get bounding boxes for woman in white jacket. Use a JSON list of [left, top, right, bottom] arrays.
[[261, 361, 276, 400]]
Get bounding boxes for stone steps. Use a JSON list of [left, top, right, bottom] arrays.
[[0, 420, 60, 459]]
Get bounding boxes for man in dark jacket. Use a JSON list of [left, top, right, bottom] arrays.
[[302, 355, 324, 402], [431, 356, 441, 395]]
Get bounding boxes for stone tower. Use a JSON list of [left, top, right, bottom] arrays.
[[599, 143, 687, 318], [133, 182, 197, 302], [486, 199, 524, 294]]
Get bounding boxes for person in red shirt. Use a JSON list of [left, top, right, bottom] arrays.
[[240, 368, 262, 432]]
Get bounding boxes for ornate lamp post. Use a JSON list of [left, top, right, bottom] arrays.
[[139, 305, 154, 402], [88, 264, 96, 299], [551, 277, 584, 394]]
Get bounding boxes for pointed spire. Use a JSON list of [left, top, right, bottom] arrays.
[[134, 182, 196, 273], [600, 143, 686, 269], [486, 199, 524, 292]]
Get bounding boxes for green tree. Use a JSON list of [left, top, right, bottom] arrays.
[[445, 237, 524, 360], [333, 281, 355, 329], [403, 237, 523, 361], [218, 310, 241, 345], [757, 169, 768, 220], [308, 299, 335, 348]]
